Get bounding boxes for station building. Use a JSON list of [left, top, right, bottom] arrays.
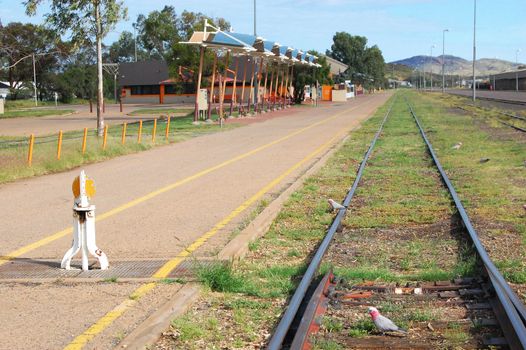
[[490, 68, 526, 91], [118, 60, 196, 104]]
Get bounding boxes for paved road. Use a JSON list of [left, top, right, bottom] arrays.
[[0, 93, 391, 349], [0, 103, 191, 137]]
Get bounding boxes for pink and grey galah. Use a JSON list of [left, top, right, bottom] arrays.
[[368, 307, 408, 334]]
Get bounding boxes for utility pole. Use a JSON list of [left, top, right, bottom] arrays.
[[253, 0, 257, 36], [32, 54, 37, 106], [442, 29, 449, 93], [472, 0, 477, 101], [133, 26, 137, 62], [429, 45, 435, 90], [423, 62, 426, 90], [516, 49, 521, 92]]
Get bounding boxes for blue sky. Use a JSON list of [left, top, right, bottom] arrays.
[[1, 0, 525, 63]]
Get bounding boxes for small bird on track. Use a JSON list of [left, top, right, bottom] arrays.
[[452, 142, 463, 150], [328, 198, 347, 211], [479, 158, 490, 163], [368, 307, 408, 335]]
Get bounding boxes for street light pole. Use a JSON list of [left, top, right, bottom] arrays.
[[516, 49, 521, 92], [472, 0, 477, 101], [430, 45, 435, 90], [133, 27, 138, 62], [442, 29, 449, 93], [254, 0, 257, 36], [32, 53, 37, 107], [423, 61, 426, 90]]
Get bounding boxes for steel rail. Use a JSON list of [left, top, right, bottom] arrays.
[[407, 100, 526, 349], [475, 96, 526, 106], [266, 98, 396, 350], [464, 103, 526, 122], [498, 120, 526, 133]]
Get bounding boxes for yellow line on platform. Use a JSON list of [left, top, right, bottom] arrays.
[[63, 113, 358, 350], [0, 101, 366, 267]]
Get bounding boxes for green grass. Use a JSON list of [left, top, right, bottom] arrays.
[[0, 108, 75, 119], [0, 115, 239, 184], [196, 262, 247, 293], [4, 98, 89, 110], [103, 276, 118, 283], [128, 107, 193, 116], [348, 319, 375, 337], [312, 339, 344, 350]]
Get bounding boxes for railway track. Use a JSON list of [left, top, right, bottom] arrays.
[[456, 104, 526, 133], [267, 98, 526, 349], [472, 96, 526, 107]]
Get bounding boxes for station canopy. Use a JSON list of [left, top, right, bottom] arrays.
[[183, 26, 321, 67]]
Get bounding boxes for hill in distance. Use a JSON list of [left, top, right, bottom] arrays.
[[389, 55, 523, 77]]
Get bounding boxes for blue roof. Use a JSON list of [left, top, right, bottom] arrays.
[[263, 40, 277, 53], [206, 31, 254, 48]]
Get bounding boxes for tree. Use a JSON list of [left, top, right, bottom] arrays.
[[291, 50, 332, 104], [364, 45, 386, 88], [0, 22, 65, 99], [25, 0, 128, 135], [327, 32, 386, 89], [133, 7, 230, 89], [135, 6, 178, 60], [108, 31, 140, 63]]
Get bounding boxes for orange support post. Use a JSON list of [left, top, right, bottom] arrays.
[[27, 134, 35, 166], [82, 127, 88, 154], [152, 118, 157, 143], [102, 125, 108, 149], [121, 123, 127, 145], [137, 120, 143, 143], [57, 130, 63, 160], [165, 116, 171, 139], [159, 85, 165, 104]]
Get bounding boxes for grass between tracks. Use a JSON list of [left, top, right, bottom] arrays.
[[411, 91, 526, 284], [158, 91, 525, 349], [0, 114, 238, 184]]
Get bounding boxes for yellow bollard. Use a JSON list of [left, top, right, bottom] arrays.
[[165, 115, 171, 140], [152, 118, 157, 143], [82, 127, 88, 154], [57, 130, 63, 160], [137, 120, 143, 143], [121, 123, 127, 145], [102, 125, 108, 150], [27, 134, 35, 166]]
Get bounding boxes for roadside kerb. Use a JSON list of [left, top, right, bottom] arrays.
[[117, 102, 380, 350]]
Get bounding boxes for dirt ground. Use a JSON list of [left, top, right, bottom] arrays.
[[0, 93, 392, 349]]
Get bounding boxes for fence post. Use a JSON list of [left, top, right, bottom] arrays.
[[57, 130, 63, 160], [137, 120, 143, 143], [82, 127, 88, 154], [121, 123, 127, 145], [102, 125, 108, 150], [152, 119, 157, 143], [27, 134, 35, 166], [119, 99, 123, 113], [165, 116, 171, 140]]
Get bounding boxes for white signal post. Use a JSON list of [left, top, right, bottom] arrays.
[[61, 170, 109, 271]]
